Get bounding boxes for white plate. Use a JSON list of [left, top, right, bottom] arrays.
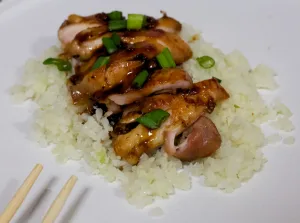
[[0, 0, 299, 222]]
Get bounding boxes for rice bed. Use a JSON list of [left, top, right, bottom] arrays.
[[11, 24, 295, 208]]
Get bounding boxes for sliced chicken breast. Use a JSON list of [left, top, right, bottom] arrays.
[[63, 26, 109, 60], [120, 29, 192, 64], [68, 44, 158, 104], [108, 68, 193, 105], [164, 116, 221, 161], [156, 11, 182, 33], [113, 78, 229, 165], [58, 13, 108, 48]]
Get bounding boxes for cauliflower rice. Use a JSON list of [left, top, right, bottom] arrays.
[[11, 24, 295, 208]]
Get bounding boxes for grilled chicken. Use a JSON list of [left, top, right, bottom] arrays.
[[59, 12, 185, 60], [58, 13, 108, 48], [113, 78, 229, 165], [109, 68, 193, 105], [62, 28, 191, 62], [64, 26, 109, 60], [164, 116, 221, 161], [58, 12, 180, 48], [74, 54, 100, 75], [58, 12, 229, 165], [68, 44, 158, 104], [120, 29, 192, 64], [156, 11, 182, 33]]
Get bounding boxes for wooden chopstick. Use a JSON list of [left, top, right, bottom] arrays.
[[42, 175, 78, 223], [0, 165, 78, 223], [0, 164, 43, 223]]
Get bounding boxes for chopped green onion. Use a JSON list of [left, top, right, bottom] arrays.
[[108, 11, 123, 20], [136, 109, 170, 129], [156, 48, 176, 68], [156, 53, 169, 68], [132, 70, 149, 88], [92, 56, 110, 70], [213, 77, 222, 83], [127, 14, 145, 30], [196, 56, 215, 69], [96, 150, 107, 164], [43, 58, 72, 72], [234, 104, 240, 108], [111, 32, 121, 46], [108, 20, 127, 31], [102, 37, 118, 54], [163, 48, 176, 67]]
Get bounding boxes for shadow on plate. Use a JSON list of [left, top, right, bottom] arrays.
[[114, 188, 126, 199], [0, 178, 19, 213], [13, 118, 33, 135], [14, 176, 58, 223], [58, 187, 91, 223], [31, 36, 58, 56], [0, 176, 91, 222]]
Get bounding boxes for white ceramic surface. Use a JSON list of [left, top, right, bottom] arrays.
[[0, 0, 299, 222]]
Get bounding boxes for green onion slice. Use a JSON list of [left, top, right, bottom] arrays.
[[108, 20, 127, 31], [213, 77, 222, 83], [102, 37, 118, 54], [132, 70, 149, 88], [136, 109, 170, 129], [156, 53, 169, 68], [43, 58, 72, 72], [234, 104, 240, 108], [108, 11, 123, 20], [163, 48, 176, 68], [92, 56, 110, 70], [127, 14, 145, 30], [111, 32, 121, 46], [156, 48, 176, 68], [196, 56, 215, 69]]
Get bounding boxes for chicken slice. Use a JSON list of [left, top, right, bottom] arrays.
[[113, 78, 229, 165], [63, 26, 109, 60], [68, 44, 158, 104], [183, 78, 230, 112], [59, 12, 185, 60], [74, 54, 100, 75], [58, 13, 108, 48], [156, 11, 182, 33], [69, 60, 142, 104], [120, 29, 192, 64], [108, 68, 193, 105], [164, 116, 221, 161]]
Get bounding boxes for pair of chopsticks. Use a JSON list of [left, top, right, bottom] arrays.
[[0, 164, 77, 223]]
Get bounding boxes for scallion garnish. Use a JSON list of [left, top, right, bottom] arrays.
[[127, 14, 145, 30], [213, 77, 222, 83], [43, 58, 72, 72], [196, 56, 215, 69], [136, 109, 170, 129], [163, 48, 176, 68], [111, 32, 121, 46], [108, 20, 127, 31], [108, 11, 123, 20], [156, 53, 169, 68], [234, 104, 240, 108], [92, 56, 110, 70], [156, 48, 176, 68], [132, 70, 149, 88], [102, 37, 118, 54]]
